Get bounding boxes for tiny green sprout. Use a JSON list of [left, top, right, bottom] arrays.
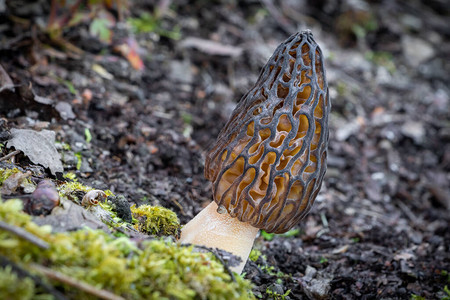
[[261, 230, 275, 241], [75, 152, 82, 170], [261, 265, 276, 276], [61, 142, 72, 151], [280, 228, 300, 238], [319, 257, 328, 264], [57, 77, 77, 95], [410, 294, 426, 300], [249, 249, 262, 262], [265, 286, 291, 300], [84, 128, 92, 144], [351, 237, 360, 243], [131, 204, 180, 237], [440, 270, 450, 283], [261, 229, 299, 241], [128, 12, 181, 40], [443, 285, 450, 300], [181, 112, 193, 125]]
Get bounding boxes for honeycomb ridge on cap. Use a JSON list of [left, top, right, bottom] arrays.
[[205, 31, 330, 233]]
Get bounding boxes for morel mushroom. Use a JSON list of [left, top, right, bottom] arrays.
[[180, 30, 330, 273]]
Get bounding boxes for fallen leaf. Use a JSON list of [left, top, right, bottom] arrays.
[[7, 129, 64, 175]]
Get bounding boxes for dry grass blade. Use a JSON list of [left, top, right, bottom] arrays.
[[0, 220, 49, 249], [30, 264, 126, 300], [0, 150, 20, 162]]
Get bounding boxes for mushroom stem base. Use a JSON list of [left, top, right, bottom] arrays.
[[179, 201, 259, 274]]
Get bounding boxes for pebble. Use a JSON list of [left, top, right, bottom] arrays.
[[402, 36, 435, 67], [169, 60, 193, 84], [401, 121, 425, 144]]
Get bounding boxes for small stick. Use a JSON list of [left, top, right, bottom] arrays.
[[0, 150, 20, 162], [0, 221, 49, 249], [30, 264, 126, 300]]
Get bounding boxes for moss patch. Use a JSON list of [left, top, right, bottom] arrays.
[[0, 266, 36, 300], [0, 168, 21, 185], [131, 204, 180, 237], [0, 199, 254, 299]]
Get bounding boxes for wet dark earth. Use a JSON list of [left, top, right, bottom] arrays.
[[1, 0, 449, 299]]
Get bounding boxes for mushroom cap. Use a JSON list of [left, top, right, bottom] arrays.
[[204, 31, 330, 234]]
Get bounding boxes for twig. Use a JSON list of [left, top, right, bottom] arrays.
[[0, 221, 49, 249], [0, 256, 68, 300], [30, 264, 126, 300], [47, 0, 58, 30], [0, 150, 21, 162]]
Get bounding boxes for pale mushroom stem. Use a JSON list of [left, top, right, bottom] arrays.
[[179, 201, 260, 274]]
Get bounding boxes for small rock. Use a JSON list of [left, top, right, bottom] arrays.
[[376, 66, 392, 85], [55, 101, 76, 120], [27, 180, 60, 216], [335, 118, 361, 141], [169, 60, 193, 84], [401, 121, 425, 144], [400, 14, 422, 31], [303, 265, 317, 282], [402, 36, 435, 67], [0, 0, 5, 13], [108, 195, 132, 223]]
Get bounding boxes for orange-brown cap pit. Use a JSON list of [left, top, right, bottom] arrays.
[[205, 31, 330, 233]]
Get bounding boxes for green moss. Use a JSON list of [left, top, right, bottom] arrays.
[[131, 204, 180, 237], [58, 179, 94, 202], [104, 189, 114, 197], [0, 266, 37, 300], [0, 168, 21, 185], [0, 199, 254, 299], [63, 172, 77, 180], [249, 249, 262, 262]]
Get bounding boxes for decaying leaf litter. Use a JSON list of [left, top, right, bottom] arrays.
[[0, 0, 449, 299]]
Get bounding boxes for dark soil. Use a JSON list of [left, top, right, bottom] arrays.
[[1, 0, 449, 299]]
